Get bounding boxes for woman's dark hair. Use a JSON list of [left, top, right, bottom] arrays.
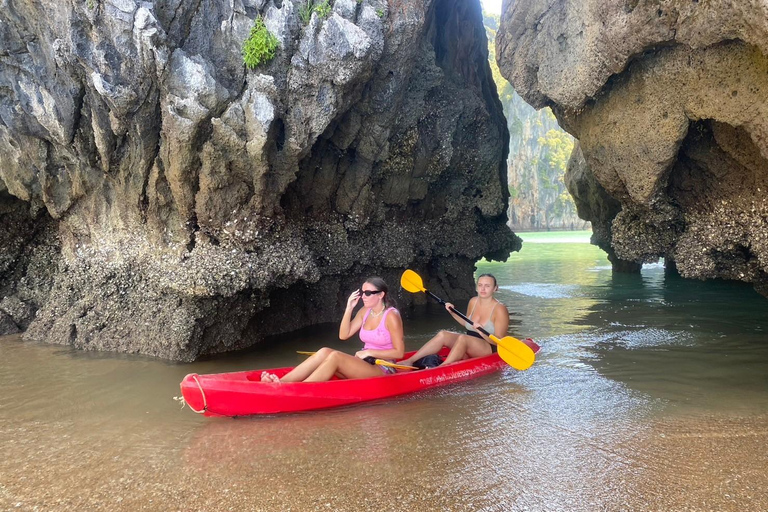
[[477, 273, 497, 287], [365, 276, 396, 308]]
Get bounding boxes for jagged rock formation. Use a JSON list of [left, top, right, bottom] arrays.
[[0, 0, 516, 360], [565, 143, 638, 272], [497, 0, 768, 293]]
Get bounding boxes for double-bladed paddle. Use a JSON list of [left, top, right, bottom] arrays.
[[400, 269, 537, 370], [374, 359, 418, 370]]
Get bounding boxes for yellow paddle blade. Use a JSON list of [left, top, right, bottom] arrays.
[[296, 351, 316, 356], [400, 269, 426, 293], [375, 359, 418, 370], [492, 335, 535, 370]]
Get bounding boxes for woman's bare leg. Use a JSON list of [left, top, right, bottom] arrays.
[[442, 336, 470, 365], [400, 330, 460, 366], [443, 335, 493, 365], [304, 351, 384, 382], [271, 347, 335, 383]]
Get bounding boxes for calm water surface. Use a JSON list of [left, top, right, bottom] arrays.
[[2, 231, 767, 511]]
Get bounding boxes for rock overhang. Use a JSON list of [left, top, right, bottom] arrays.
[[497, 0, 768, 296], [0, 0, 517, 358]]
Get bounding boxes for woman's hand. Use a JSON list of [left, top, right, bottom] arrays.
[[347, 289, 361, 310], [444, 302, 454, 312], [355, 350, 372, 359], [340, 290, 364, 340]]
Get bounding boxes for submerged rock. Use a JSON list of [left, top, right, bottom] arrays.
[[0, 0, 516, 359], [497, 0, 768, 294]]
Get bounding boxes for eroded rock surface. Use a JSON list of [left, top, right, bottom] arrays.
[[0, 0, 515, 359], [497, 0, 768, 294]]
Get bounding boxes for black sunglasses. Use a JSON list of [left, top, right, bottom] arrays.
[[360, 290, 383, 296]]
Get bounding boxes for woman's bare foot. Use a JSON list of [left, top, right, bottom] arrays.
[[260, 371, 280, 383]]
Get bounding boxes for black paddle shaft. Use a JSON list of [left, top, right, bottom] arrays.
[[425, 290, 492, 338]]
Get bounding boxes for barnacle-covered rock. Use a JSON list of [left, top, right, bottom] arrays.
[[0, 0, 514, 359]]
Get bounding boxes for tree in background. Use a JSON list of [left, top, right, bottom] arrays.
[[535, 124, 577, 228], [484, 13, 515, 108], [484, 12, 587, 232]]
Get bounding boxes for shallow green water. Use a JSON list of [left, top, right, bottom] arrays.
[[483, 230, 768, 414], [2, 230, 767, 511]]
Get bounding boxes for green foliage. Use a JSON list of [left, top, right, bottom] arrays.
[[299, 0, 315, 25], [535, 128, 577, 224], [314, 0, 332, 18], [483, 12, 500, 31], [87, 0, 95, 8], [481, 12, 581, 229], [537, 128, 574, 177], [299, 0, 332, 24], [376, 8, 384, 17], [483, 13, 514, 104], [242, 17, 279, 70]]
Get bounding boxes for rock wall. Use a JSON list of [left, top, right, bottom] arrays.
[[0, 0, 516, 360], [497, 0, 768, 293]]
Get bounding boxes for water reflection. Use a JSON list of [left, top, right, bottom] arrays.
[[176, 378, 545, 510]]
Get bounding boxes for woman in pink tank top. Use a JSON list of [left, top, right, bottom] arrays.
[[261, 277, 405, 383]]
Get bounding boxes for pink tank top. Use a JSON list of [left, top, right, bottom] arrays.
[[359, 307, 398, 351]]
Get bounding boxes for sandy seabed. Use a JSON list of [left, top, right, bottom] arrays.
[[2, 406, 767, 511]]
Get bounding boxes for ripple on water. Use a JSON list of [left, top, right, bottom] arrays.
[[591, 327, 696, 350], [501, 282, 582, 299], [532, 328, 692, 366]]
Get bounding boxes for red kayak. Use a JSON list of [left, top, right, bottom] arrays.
[[180, 343, 539, 417]]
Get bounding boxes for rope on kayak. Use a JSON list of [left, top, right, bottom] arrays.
[[186, 375, 208, 414], [173, 376, 208, 414]]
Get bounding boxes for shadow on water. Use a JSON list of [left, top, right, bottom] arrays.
[[575, 267, 768, 414]]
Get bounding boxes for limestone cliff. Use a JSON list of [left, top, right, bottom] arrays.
[[0, 0, 515, 359], [484, 12, 584, 232], [497, 0, 768, 294]]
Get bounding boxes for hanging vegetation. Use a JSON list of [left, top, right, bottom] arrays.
[[242, 16, 279, 70]]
